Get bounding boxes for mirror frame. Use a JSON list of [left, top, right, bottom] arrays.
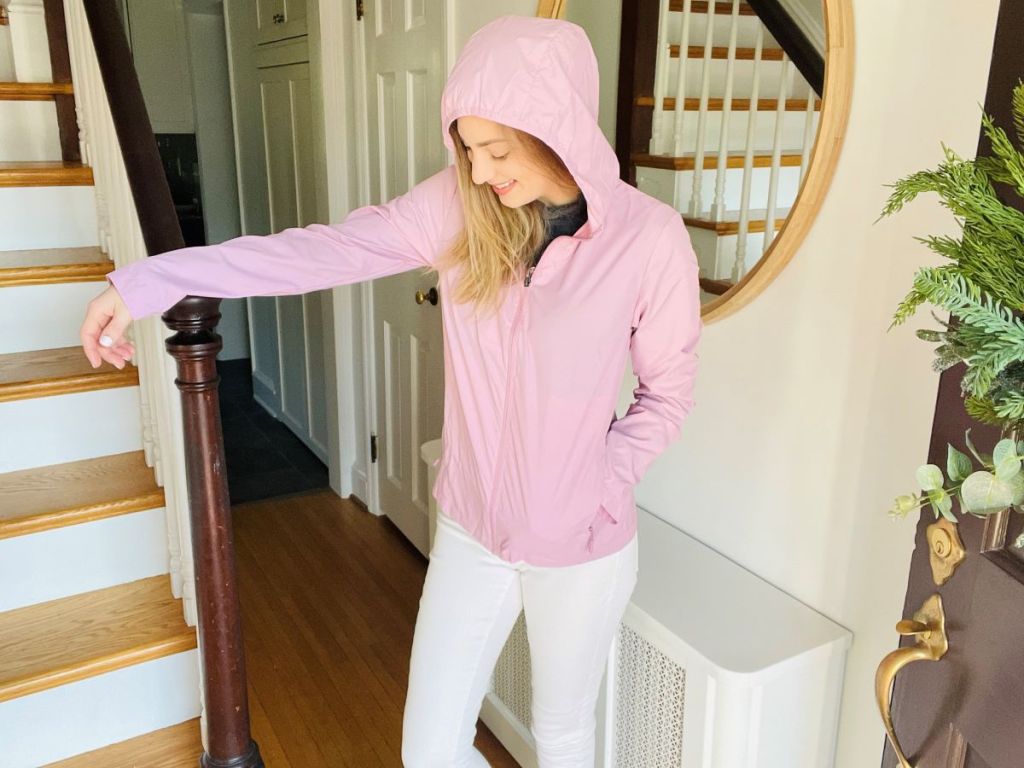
[[700, 0, 854, 323]]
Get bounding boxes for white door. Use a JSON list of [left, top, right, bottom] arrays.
[[250, 60, 330, 460], [363, 0, 448, 554]]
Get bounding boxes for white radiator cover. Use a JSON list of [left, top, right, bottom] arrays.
[[422, 439, 851, 767]]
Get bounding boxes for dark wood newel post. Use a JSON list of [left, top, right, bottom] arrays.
[[163, 298, 263, 768], [80, 0, 264, 764]]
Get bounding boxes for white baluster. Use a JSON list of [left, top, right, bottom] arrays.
[[710, 0, 741, 222], [733, 24, 763, 283], [651, 0, 672, 155], [670, 0, 693, 157], [687, 0, 717, 217], [764, 55, 790, 255]]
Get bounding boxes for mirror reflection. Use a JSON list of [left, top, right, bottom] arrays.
[[625, 0, 826, 304]]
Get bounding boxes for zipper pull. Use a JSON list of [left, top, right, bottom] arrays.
[[524, 265, 536, 287]]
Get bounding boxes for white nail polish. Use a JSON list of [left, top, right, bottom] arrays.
[[99, 335, 113, 348]]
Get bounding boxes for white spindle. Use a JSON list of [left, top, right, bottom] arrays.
[[688, 0, 717, 217], [710, 0, 741, 221], [733, 24, 763, 283], [763, 55, 790, 255], [61, 0, 195, 627], [651, 0, 672, 154], [670, 0, 694, 156], [799, 87, 817, 183]]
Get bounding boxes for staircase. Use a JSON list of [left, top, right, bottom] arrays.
[[0, 4, 202, 765], [632, 0, 822, 295]]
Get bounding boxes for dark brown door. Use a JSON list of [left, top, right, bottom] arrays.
[[881, 3, 1024, 766]]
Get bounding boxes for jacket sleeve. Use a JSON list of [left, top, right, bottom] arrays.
[[107, 165, 457, 320], [603, 214, 702, 503]]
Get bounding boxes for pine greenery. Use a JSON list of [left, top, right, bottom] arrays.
[[879, 80, 1024, 433]]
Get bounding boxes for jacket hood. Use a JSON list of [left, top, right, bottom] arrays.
[[440, 15, 620, 238]]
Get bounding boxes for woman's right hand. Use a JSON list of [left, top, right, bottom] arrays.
[[80, 285, 136, 369]]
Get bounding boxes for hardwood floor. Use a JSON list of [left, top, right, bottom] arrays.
[[233, 490, 520, 767]]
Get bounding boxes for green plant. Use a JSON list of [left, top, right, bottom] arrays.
[[880, 81, 1024, 538]]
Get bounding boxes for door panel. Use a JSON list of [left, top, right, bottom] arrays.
[[364, 0, 447, 554], [249, 61, 328, 462]]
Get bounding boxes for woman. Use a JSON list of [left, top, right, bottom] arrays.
[[80, 15, 702, 767]]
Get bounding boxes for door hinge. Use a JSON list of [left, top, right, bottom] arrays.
[[370, 433, 378, 463], [355, 0, 364, 21]]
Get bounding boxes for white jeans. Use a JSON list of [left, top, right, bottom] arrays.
[[402, 510, 639, 768]]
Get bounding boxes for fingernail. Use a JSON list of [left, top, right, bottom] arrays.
[[99, 335, 113, 348]]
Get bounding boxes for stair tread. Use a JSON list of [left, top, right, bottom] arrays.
[[671, 0, 757, 15], [0, 575, 196, 703], [0, 81, 75, 100], [0, 246, 112, 286], [0, 451, 164, 539], [671, 44, 785, 61], [0, 161, 94, 187], [636, 95, 820, 111], [633, 150, 804, 171], [42, 719, 203, 768], [0, 346, 138, 402]]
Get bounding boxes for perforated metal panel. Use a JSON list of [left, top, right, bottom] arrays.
[[613, 623, 686, 767], [491, 610, 533, 729]]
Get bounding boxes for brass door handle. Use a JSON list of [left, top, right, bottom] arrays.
[[415, 287, 438, 306], [874, 594, 948, 768]]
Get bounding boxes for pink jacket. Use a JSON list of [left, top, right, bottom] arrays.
[[108, 15, 702, 567]]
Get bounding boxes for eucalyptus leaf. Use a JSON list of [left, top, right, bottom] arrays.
[[965, 429, 993, 468], [993, 438, 1019, 465], [917, 464, 945, 492], [1011, 472, 1024, 506], [890, 494, 919, 518], [961, 470, 1015, 514], [1015, 531, 1024, 549], [995, 455, 1022, 481], [947, 445, 974, 482], [929, 488, 954, 521]]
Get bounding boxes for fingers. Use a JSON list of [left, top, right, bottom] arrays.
[[81, 287, 134, 369]]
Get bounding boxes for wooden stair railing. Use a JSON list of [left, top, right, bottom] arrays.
[[66, 0, 263, 765], [744, 0, 823, 96]]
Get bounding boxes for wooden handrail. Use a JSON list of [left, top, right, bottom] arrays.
[[744, 0, 824, 96], [73, 1, 263, 765]]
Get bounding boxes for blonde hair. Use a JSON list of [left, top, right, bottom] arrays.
[[432, 121, 580, 317]]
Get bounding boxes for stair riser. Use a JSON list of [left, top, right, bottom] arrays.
[[664, 9, 775, 50], [0, 650, 201, 768], [0, 101, 63, 161], [637, 164, 803, 216], [687, 223, 771, 281], [0, 281, 108, 355], [651, 108, 817, 155], [0, 186, 99, 250], [0, 387, 142, 473], [663, 58, 813, 102], [0, 507, 169, 612]]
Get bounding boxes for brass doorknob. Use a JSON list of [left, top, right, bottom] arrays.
[[415, 287, 438, 306], [874, 594, 948, 768]]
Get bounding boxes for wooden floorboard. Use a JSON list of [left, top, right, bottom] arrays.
[[233, 491, 520, 767]]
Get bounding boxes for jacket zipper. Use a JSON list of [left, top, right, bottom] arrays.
[[485, 259, 539, 550]]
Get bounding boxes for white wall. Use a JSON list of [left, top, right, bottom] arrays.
[[604, 2, 998, 767]]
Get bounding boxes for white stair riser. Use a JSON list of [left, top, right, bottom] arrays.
[[0, 650, 200, 768], [664, 58, 813, 102], [0, 507, 169, 612], [0, 101, 62, 161], [652, 108, 817, 154], [0, 280, 108, 354], [0, 387, 142, 473], [686, 224, 771, 281], [0, 186, 99, 250], [664, 9, 778, 51], [637, 164, 804, 216]]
